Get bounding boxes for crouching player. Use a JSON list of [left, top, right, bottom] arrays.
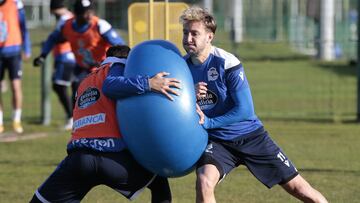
[[30, 45, 181, 203]]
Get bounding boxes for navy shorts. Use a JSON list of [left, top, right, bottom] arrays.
[[53, 60, 75, 86], [197, 127, 298, 188], [33, 149, 156, 202], [0, 54, 22, 80]]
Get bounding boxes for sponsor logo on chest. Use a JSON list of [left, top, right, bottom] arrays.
[[78, 87, 100, 109], [197, 89, 218, 110]]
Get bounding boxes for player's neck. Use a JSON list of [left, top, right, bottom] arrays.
[[58, 8, 70, 16], [191, 45, 212, 65]]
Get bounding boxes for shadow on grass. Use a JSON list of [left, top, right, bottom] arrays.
[[260, 116, 359, 124], [315, 61, 357, 77], [24, 116, 42, 125], [299, 168, 360, 175], [227, 41, 313, 62], [0, 160, 58, 167], [232, 166, 359, 175], [242, 55, 311, 62]]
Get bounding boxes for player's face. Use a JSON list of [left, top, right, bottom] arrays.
[[182, 21, 213, 57], [51, 9, 62, 20], [75, 10, 94, 25]]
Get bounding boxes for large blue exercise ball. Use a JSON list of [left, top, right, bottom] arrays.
[[116, 40, 208, 177]]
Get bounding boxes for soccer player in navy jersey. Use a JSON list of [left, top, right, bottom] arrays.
[[180, 6, 328, 203]]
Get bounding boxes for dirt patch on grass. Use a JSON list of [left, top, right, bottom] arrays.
[[0, 132, 48, 142]]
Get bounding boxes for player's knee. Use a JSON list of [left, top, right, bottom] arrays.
[[283, 175, 305, 191], [294, 186, 327, 203], [196, 173, 217, 193], [282, 175, 324, 202], [52, 83, 63, 92]]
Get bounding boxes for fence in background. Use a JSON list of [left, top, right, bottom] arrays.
[[24, 0, 358, 59], [19, 0, 358, 124]]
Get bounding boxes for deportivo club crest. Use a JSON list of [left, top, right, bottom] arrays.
[[207, 67, 219, 81]]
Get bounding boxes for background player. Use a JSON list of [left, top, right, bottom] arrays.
[[0, 0, 31, 134], [33, 0, 125, 105], [33, 0, 75, 130]]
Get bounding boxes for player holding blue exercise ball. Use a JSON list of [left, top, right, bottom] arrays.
[[116, 40, 208, 177], [180, 6, 328, 203]]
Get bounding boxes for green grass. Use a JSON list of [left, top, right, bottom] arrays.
[[0, 29, 359, 202], [228, 41, 357, 121], [1, 121, 359, 202], [4, 29, 358, 131]]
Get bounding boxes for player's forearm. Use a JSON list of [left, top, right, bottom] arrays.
[[204, 88, 256, 129], [102, 65, 150, 99], [18, 8, 31, 55], [41, 30, 63, 57]]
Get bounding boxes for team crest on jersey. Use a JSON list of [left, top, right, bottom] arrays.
[[239, 71, 244, 80], [77, 40, 96, 66], [207, 67, 219, 81], [78, 87, 100, 109], [197, 89, 218, 110]]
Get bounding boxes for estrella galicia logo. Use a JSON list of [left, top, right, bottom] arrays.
[[197, 89, 218, 110], [78, 87, 100, 109]]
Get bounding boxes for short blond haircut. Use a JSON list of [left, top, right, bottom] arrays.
[[179, 6, 217, 33]]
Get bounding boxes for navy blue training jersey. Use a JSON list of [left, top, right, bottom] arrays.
[[185, 46, 263, 140]]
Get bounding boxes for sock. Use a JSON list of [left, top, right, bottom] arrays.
[[13, 109, 22, 123], [147, 176, 172, 203], [53, 84, 72, 118]]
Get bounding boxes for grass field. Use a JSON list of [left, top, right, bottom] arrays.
[[0, 28, 359, 202], [1, 120, 359, 202]]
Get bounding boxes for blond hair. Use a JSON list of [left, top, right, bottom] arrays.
[[179, 6, 217, 33]]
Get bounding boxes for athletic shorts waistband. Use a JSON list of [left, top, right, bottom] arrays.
[[210, 126, 265, 143]]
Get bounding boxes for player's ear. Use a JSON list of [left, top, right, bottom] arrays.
[[207, 32, 214, 44]]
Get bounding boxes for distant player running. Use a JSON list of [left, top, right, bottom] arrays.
[[33, 0, 75, 130], [0, 0, 31, 134], [33, 0, 125, 104]]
